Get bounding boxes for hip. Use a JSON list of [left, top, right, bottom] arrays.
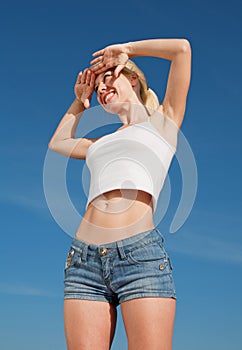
[[64, 227, 176, 304]]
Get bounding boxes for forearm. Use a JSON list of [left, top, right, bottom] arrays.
[[48, 98, 85, 147], [126, 38, 191, 61]]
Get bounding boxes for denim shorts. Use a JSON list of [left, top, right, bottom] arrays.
[[64, 227, 176, 306]]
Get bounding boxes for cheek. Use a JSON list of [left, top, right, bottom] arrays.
[[119, 85, 132, 99], [120, 79, 132, 93]]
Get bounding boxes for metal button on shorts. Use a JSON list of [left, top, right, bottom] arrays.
[[99, 247, 108, 256]]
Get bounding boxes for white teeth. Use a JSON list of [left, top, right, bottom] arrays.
[[104, 92, 115, 104]]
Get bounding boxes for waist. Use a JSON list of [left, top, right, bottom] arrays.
[[86, 189, 153, 221], [87, 189, 152, 209], [72, 227, 165, 255], [76, 189, 154, 244]]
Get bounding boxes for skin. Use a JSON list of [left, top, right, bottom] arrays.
[[74, 67, 158, 244], [49, 39, 191, 350]]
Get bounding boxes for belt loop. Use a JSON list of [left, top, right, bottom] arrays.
[[81, 243, 88, 262], [116, 241, 127, 260], [155, 228, 164, 243]]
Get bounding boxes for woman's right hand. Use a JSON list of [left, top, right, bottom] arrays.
[[74, 69, 95, 109]]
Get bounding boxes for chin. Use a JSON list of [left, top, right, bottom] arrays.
[[101, 101, 131, 115]]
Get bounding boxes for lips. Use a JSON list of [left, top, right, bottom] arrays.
[[102, 90, 116, 104]]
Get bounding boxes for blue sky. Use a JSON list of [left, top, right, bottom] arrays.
[[0, 0, 242, 349]]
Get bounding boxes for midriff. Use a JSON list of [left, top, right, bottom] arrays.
[[75, 189, 155, 245]]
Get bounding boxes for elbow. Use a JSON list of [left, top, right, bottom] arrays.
[[180, 39, 191, 54], [48, 136, 62, 151], [48, 139, 56, 151], [48, 141, 63, 155], [48, 139, 53, 149]]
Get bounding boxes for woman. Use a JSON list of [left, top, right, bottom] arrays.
[[49, 38, 191, 350]]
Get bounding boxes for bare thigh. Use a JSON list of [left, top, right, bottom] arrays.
[[121, 297, 176, 350], [64, 299, 117, 350]]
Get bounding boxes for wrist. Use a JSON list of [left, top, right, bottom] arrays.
[[124, 42, 134, 58], [75, 98, 85, 109]]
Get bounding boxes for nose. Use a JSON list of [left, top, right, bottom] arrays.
[[97, 82, 107, 95]]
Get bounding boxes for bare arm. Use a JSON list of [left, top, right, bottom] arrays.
[[90, 38, 192, 129], [48, 69, 99, 159]]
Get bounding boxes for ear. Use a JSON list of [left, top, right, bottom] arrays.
[[129, 73, 139, 87]]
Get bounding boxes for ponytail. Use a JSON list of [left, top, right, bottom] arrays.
[[122, 60, 160, 115], [144, 87, 160, 114]]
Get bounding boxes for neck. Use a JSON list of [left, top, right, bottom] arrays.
[[118, 102, 150, 125]]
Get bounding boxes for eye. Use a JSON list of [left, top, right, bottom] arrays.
[[103, 73, 112, 82], [95, 72, 113, 93]]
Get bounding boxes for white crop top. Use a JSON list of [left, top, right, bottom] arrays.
[[85, 118, 177, 213]]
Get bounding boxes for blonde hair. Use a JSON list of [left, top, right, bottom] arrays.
[[122, 59, 160, 114]]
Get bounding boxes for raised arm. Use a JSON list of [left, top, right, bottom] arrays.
[[90, 38, 192, 129], [48, 69, 99, 159]]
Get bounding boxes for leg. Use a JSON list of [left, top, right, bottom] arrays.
[[121, 297, 176, 350], [64, 299, 117, 350]]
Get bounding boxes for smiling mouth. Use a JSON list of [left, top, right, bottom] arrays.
[[103, 90, 116, 104]]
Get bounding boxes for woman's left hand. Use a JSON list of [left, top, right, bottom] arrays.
[[89, 44, 129, 77]]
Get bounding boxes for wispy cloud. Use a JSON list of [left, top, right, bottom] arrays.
[[169, 230, 242, 265], [0, 193, 49, 214], [0, 282, 61, 298], [1, 191, 83, 215]]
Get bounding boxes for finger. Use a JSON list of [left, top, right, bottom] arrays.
[[90, 67, 104, 75], [76, 71, 82, 84], [90, 60, 107, 74], [92, 49, 104, 57], [89, 71, 96, 87], [90, 66, 102, 74], [89, 61, 103, 72], [81, 68, 88, 84], [86, 69, 92, 85], [90, 56, 103, 65], [114, 65, 124, 78]]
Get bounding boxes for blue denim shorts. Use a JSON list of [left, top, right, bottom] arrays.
[[64, 227, 176, 306]]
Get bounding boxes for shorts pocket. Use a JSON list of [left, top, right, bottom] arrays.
[[127, 240, 168, 265], [64, 246, 82, 272], [167, 256, 173, 270]]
